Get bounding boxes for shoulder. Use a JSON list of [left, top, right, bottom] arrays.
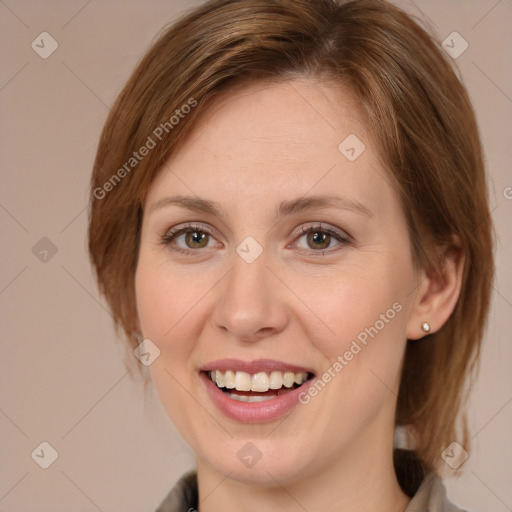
[[154, 470, 198, 512], [406, 472, 467, 512], [395, 449, 466, 512]]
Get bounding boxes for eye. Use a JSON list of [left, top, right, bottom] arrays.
[[292, 223, 351, 255], [160, 223, 219, 254], [160, 222, 351, 257]]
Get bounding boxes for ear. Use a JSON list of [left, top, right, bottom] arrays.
[[407, 239, 465, 340]]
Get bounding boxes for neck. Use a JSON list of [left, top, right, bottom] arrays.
[[196, 428, 411, 512]]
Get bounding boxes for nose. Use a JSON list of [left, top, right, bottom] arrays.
[[211, 249, 289, 343]]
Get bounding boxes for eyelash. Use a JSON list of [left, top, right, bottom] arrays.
[[159, 222, 352, 257]]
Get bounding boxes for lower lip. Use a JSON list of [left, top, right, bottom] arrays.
[[200, 372, 314, 423]]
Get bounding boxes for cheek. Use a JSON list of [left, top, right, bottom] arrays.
[[297, 261, 409, 421], [135, 259, 208, 442], [134, 257, 196, 380], [294, 261, 409, 359], [135, 254, 204, 343]]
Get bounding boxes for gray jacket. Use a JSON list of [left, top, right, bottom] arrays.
[[155, 470, 466, 512]]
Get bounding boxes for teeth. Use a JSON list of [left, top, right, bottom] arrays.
[[235, 371, 251, 391], [294, 372, 305, 385], [208, 370, 309, 392], [215, 371, 225, 388], [224, 370, 235, 389], [269, 371, 283, 389], [224, 392, 276, 402], [251, 372, 269, 392], [283, 372, 295, 388]]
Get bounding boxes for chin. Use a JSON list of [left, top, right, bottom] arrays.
[[195, 434, 319, 487]]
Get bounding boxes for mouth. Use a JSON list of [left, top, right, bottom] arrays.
[[203, 369, 314, 402], [199, 360, 316, 423]]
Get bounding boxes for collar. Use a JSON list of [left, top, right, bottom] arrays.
[[155, 469, 465, 512]]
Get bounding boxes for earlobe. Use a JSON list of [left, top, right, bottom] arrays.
[[420, 321, 431, 334], [406, 242, 465, 340]]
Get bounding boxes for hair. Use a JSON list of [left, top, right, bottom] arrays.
[[88, 0, 494, 478]]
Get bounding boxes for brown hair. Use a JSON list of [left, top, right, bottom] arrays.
[[88, 0, 494, 475]]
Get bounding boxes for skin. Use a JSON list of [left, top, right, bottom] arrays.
[[134, 79, 463, 512]]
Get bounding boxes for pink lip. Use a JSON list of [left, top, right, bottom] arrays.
[[199, 364, 315, 424], [201, 358, 314, 374]]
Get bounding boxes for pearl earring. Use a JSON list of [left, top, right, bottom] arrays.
[[421, 321, 431, 333]]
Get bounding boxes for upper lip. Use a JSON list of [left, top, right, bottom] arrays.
[[201, 358, 315, 375]]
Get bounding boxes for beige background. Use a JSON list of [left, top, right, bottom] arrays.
[[1, 0, 511, 510]]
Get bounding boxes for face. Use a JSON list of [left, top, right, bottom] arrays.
[[135, 79, 419, 486]]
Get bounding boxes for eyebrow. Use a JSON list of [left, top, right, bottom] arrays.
[[149, 193, 374, 220]]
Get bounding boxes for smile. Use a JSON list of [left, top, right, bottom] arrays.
[[200, 359, 316, 422], [207, 370, 312, 402]]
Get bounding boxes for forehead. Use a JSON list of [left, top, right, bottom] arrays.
[[146, 79, 394, 218], [183, 79, 369, 164]]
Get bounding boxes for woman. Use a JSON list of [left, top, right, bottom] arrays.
[[88, 0, 494, 510]]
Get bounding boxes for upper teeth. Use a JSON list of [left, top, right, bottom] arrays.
[[209, 370, 309, 392]]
